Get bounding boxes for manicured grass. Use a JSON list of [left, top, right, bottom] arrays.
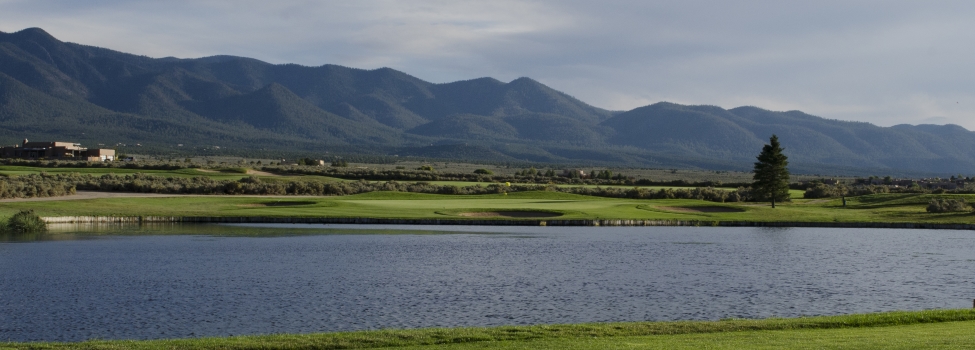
[[394, 321, 975, 349], [0, 191, 972, 225], [4, 310, 974, 349], [419, 181, 806, 199]]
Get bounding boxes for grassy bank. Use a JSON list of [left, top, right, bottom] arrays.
[[3, 309, 974, 349], [0, 191, 973, 225]]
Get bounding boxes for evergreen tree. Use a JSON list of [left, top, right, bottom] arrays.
[[753, 135, 790, 208]]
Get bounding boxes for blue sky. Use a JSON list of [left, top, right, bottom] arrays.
[[2, 0, 974, 129]]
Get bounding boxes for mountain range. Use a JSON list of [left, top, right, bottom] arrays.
[[1, 27, 973, 176]]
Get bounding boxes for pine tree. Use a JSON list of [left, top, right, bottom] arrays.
[[753, 135, 790, 208]]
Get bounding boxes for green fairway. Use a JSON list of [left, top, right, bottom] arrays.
[[0, 191, 972, 225], [4, 310, 974, 350], [391, 321, 975, 349], [416, 181, 806, 199]]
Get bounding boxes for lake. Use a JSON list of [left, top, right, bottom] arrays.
[[1, 224, 973, 342]]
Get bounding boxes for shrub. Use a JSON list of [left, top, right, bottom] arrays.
[[473, 168, 494, 175], [926, 198, 970, 213], [5, 209, 46, 233], [803, 184, 848, 199], [417, 165, 435, 171]]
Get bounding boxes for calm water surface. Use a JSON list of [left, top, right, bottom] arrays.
[[1, 224, 974, 341]]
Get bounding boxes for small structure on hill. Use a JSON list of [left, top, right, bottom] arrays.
[[0, 139, 116, 161]]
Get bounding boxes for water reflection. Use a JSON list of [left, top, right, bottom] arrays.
[[1, 223, 507, 242], [1, 224, 973, 342]]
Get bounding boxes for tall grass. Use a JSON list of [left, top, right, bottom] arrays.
[[3, 209, 46, 233]]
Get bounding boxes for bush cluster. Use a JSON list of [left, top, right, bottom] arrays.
[[803, 183, 847, 199], [926, 198, 970, 213], [3, 209, 46, 233], [0, 174, 77, 199], [0, 172, 752, 203], [557, 186, 742, 202], [274, 166, 738, 188], [0, 158, 748, 188], [802, 183, 974, 199]]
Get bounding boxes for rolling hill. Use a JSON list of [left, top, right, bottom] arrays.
[[0, 27, 972, 176]]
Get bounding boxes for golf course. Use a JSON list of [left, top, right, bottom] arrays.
[[2, 165, 974, 350], [0, 190, 972, 227]]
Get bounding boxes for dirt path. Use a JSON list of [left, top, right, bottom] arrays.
[[190, 168, 280, 176], [246, 170, 280, 176]]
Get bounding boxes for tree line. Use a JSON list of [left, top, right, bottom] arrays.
[[0, 159, 743, 188], [0, 173, 754, 203]]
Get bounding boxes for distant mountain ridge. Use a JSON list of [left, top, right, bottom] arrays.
[[0, 27, 972, 176]]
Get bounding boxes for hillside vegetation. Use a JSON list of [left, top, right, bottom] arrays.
[[2, 28, 974, 176]]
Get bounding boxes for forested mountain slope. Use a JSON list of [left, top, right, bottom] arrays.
[[0, 27, 972, 176]]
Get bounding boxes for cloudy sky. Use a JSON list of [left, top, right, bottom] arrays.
[[2, 0, 973, 129]]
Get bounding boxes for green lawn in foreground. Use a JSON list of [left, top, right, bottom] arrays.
[[392, 321, 975, 349], [4, 310, 974, 350], [1, 191, 973, 225]]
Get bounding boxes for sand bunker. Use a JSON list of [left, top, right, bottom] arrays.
[[657, 206, 743, 213], [246, 170, 280, 176], [458, 211, 563, 218]]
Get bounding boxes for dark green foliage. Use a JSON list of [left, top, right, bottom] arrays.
[[406, 114, 519, 140], [753, 135, 790, 207], [594, 169, 625, 180], [804, 183, 848, 199], [926, 198, 970, 213], [0, 171, 744, 203], [296, 158, 321, 166], [473, 168, 493, 175], [417, 165, 435, 171], [5, 209, 46, 233], [516, 167, 538, 176], [331, 159, 349, 167]]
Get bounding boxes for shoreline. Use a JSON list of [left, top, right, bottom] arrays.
[[4, 309, 975, 349], [40, 215, 975, 230]]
